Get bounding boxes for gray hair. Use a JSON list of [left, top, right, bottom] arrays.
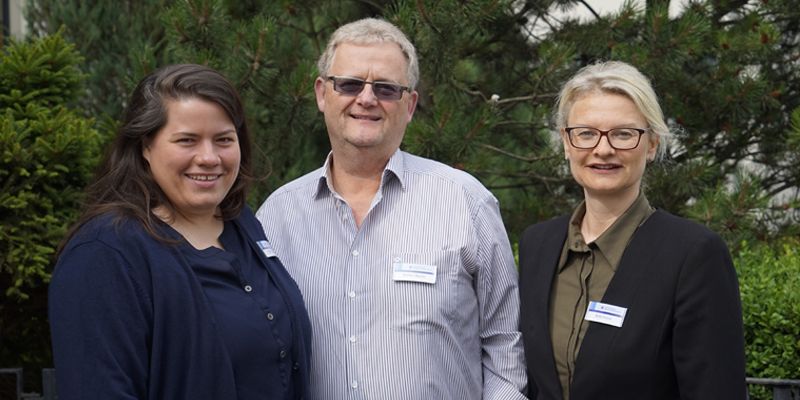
[[317, 18, 419, 89], [554, 60, 670, 160]]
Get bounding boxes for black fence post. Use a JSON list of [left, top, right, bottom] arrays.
[[0, 368, 23, 400]]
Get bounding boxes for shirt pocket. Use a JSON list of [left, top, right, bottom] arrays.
[[386, 250, 463, 335]]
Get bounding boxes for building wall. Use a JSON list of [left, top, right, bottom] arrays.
[[9, 0, 26, 37]]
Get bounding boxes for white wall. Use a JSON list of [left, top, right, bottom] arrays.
[[7, 0, 27, 38]]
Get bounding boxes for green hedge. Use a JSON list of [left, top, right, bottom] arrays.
[[736, 238, 800, 399]]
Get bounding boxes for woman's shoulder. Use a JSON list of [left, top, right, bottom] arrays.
[[643, 210, 731, 257], [521, 214, 570, 240], [647, 210, 723, 241], [67, 212, 151, 248]]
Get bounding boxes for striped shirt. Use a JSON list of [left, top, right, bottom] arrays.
[[256, 149, 527, 400]]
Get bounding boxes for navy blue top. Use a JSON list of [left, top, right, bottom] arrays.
[[49, 207, 311, 400]]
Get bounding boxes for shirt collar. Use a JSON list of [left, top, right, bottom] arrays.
[[311, 149, 407, 199], [563, 192, 653, 272]]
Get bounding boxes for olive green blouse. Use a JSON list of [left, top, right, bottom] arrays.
[[549, 192, 654, 400]]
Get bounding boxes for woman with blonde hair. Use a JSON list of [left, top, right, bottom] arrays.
[[518, 60, 746, 399]]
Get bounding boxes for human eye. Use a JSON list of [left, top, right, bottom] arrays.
[[610, 129, 637, 140], [216, 132, 237, 145], [572, 128, 599, 139], [334, 78, 365, 94], [373, 82, 402, 98], [174, 135, 196, 144]]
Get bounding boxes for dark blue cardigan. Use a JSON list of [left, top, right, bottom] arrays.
[[49, 207, 311, 399]]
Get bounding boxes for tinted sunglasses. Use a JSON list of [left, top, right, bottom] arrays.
[[326, 76, 411, 101]]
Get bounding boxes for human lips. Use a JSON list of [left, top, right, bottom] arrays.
[[350, 112, 381, 121], [186, 173, 223, 182], [587, 163, 622, 171]]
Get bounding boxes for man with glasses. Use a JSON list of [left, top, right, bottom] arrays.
[[256, 17, 527, 400]]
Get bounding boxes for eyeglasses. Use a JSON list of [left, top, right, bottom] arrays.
[[564, 127, 648, 150], [326, 76, 411, 101]]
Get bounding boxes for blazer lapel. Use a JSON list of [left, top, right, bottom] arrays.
[[571, 215, 659, 390]]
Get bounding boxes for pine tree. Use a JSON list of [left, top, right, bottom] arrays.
[[24, 0, 172, 120], [0, 32, 101, 382]]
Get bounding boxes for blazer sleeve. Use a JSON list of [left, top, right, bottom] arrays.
[[672, 229, 746, 399], [49, 237, 152, 400]]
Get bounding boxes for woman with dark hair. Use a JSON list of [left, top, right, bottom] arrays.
[[518, 61, 746, 399], [49, 64, 311, 400]]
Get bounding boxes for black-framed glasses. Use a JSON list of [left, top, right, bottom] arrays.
[[564, 127, 649, 150], [326, 76, 411, 101]]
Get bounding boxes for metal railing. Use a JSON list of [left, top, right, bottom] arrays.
[[0, 368, 56, 400], [747, 378, 800, 400]]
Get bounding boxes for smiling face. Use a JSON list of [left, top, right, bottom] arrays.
[[563, 91, 658, 203], [314, 42, 418, 159], [143, 97, 240, 220]]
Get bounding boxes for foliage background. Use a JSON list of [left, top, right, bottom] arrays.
[[2, 0, 799, 393], [1, 32, 101, 387]]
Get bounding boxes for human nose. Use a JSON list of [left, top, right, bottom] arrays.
[[196, 140, 221, 165], [355, 82, 378, 106], [593, 133, 615, 154]]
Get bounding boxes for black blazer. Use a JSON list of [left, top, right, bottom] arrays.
[[519, 210, 746, 400]]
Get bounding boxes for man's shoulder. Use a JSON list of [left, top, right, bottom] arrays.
[[264, 167, 324, 204], [401, 151, 493, 200]]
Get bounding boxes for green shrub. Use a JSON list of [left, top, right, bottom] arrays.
[[0, 33, 101, 385], [736, 238, 800, 399]]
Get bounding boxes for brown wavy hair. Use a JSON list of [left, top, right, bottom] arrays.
[[59, 64, 252, 252]]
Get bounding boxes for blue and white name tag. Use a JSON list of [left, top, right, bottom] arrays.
[[256, 240, 277, 258], [392, 261, 437, 284], [584, 301, 627, 328]]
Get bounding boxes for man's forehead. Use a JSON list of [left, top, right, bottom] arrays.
[[329, 42, 409, 78]]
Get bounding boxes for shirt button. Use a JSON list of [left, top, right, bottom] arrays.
[[347, 290, 356, 298], [350, 380, 358, 389], [293, 362, 300, 370], [351, 250, 360, 257], [349, 335, 357, 343], [244, 285, 253, 293], [279, 350, 287, 358], [266, 312, 274, 320]]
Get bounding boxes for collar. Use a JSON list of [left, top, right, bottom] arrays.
[[312, 149, 407, 200], [562, 192, 654, 272]]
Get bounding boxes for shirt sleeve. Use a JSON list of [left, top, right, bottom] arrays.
[[672, 231, 746, 399], [49, 238, 152, 400], [474, 196, 529, 400]]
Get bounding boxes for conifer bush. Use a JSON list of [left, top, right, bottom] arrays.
[[0, 32, 101, 376]]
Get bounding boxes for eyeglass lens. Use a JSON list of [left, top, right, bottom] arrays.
[[329, 77, 405, 100]]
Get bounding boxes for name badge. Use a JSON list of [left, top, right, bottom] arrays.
[[392, 261, 437, 284], [256, 240, 277, 258], [584, 301, 627, 328]]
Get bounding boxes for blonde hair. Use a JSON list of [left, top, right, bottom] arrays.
[[555, 61, 670, 159], [317, 18, 419, 89]]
